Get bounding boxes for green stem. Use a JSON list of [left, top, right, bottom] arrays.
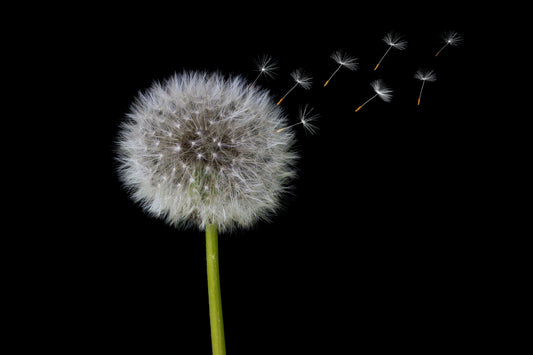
[[206, 223, 226, 355]]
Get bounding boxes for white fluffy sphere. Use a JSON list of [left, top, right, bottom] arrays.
[[117, 71, 298, 232]]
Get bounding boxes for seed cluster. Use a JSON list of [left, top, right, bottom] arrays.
[[117, 72, 297, 232]]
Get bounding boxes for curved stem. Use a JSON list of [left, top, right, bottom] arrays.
[[206, 224, 226, 355]]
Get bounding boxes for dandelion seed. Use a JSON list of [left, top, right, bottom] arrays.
[[414, 69, 437, 106], [354, 79, 393, 112], [324, 50, 358, 87], [277, 105, 319, 134], [435, 31, 463, 56], [277, 69, 313, 105], [249, 55, 278, 89], [374, 32, 407, 71]]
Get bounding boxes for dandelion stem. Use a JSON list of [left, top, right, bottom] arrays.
[[435, 42, 448, 56], [206, 223, 226, 355], [249, 73, 261, 89], [277, 83, 298, 105], [324, 64, 343, 87], [417, 81, 426, 106], [375, 46, 392, 70], [277, 121, 301, 133], [355, 94, 378, 112]]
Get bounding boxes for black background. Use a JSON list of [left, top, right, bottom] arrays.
[[16, 3, 480, 354]]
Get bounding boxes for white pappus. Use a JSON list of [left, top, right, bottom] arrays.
[[355, 79, 393, 112], [374, 32, 407, 71], [249, 55, 278, 89], [277, 69, 313, 105], [435, 31, 463, 56], [324, 50, 358, 87], [277, 105, 319, 134], [116, 71, 298, 232], [414, 69, 437, 106]]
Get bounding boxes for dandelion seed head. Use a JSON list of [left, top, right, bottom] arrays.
[[383, 32, 407, 50], [255, 55, 278, 78], [415, 69, 437, 82], [298, 105, 319, 135], [117, 71, 298, 232], [442, 31, 463, 46], [290, 69, 313, 90], [331, 50, 359, 71], [371, 79, 393, 102]]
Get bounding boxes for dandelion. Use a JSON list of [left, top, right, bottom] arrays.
[[117, 71, 298, 355], [355, 79, 393, 112], [435, 31, 463, 56], [324, 50, 358, 87], [277, 105, 319, 134], [249, 55, 278, 89], [414, 69, 437, 106], [374, 32, 407, 71], [277, 69, 313, 105]]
